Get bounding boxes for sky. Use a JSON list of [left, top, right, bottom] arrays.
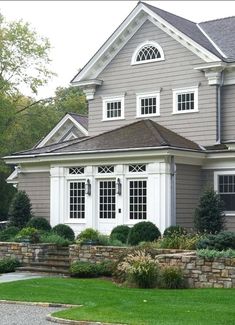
[[1, 0, 235, 99]]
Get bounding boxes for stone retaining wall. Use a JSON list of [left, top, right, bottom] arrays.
[[157, 253, 235, 288], [0, 243, 234, 288], [0, 242, 58, 264]]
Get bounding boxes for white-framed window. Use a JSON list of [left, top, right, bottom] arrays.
[[98, 180, 116, 219], [69, 167, 85, 175], [68, 181, 86, 219], [214, 171, 235, 214], [131, 41, 164, 65], [136, 92, 160, 117], [129, 164, 146, 173], [102, 95, 124, 121], [129, 179, 147, 220], [98, 165, 114, 174], [173, 86, 198, 114]]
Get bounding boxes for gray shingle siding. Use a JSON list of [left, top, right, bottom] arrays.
[[18, 172, 50, 222], [89, 20, 217, 146], [221, 85, 235, 142], [176, 164, 201, 229]]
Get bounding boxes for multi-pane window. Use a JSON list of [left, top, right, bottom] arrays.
[[69, 167, 84, 175], [136, 45, 161, 62], [69, 181, 85, 219], [136, 92, 160, 117], [132, 41, 164, 65], [218, 175, 235, 211], [129, 180, 147, 220], [129, 164, 146, 173], [173, 87, 198, 114], [177, 92, 194, 111], [98, 166, 114, 174], [103, 96, 124, 120], [99, 180, 116, 219]]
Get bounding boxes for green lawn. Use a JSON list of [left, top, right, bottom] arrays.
[[0, 278, 234, 325]]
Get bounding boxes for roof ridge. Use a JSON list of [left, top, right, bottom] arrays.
[[200, 16, 235, 24], [143, 119, 169, 145]]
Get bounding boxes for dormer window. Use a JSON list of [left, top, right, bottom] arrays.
[[131, 41, 164, 65]]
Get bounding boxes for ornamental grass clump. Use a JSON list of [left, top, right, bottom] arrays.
[[117, 250, 159, 288], [159, 266, 185, 289]]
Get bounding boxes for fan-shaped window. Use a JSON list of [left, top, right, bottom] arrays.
[[131, 41, 164, 65]]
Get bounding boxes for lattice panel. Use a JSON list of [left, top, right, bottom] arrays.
[[129, 165, 146, 173], [69, 167, 85, 175], [98, 166, 114, 174]]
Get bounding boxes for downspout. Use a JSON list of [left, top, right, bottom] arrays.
[[216, 70, 224, 144], [170, 155, 176, 226]]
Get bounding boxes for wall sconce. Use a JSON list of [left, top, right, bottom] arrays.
[[116, 178, 122, 195], [85, 179, 91, 195]]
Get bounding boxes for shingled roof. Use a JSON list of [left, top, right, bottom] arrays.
[[11, 120, 201, 157], [68, 113, 88, 130]]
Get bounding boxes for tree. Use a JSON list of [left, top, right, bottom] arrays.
[[8, 190, 32, 228], [194, 187, 225, 234]]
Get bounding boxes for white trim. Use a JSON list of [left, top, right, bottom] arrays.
[[6, 169, 18, 184], [66, 179, 87, 222], [214, 170, 235, 216], [131, 40, 165, 65], [172, 86, 199, 115], [72, 3, 220, 84], [63, 132, 77, 142], [197, 24, 227, 59], [37, 114, 88, 148], [136, 91, 160, 118], [102, 95, 125, 121]]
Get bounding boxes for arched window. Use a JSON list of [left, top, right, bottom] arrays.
[[131, 41, 164, 65]]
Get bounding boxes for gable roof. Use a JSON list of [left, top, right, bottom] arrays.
[[72, 1, 232, 85], [36, 113, 88, 148], [143, 2, 223, 59], [9, 120, 201, 158], [199, 17, 235, 61]]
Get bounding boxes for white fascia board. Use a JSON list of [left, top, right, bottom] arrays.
[[37, 114, 88, 148], [73, 3, 221, 85], [146, 15, 220, 63], [197, 24, 227, 59], [72, 5, 147, 83], [71, 79, 103, 87], [4, 147, 205, 165], [6, 169, 18, 184]]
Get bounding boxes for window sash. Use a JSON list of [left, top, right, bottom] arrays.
[[218, 175, 235, 212], [173, 87, 198, 114], [129, 179, 147, 220], [137, 92, 160, 117], [69, 181, 85, 219], [99, 180, 116, 219]]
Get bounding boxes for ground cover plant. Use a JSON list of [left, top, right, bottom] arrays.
[[0, 278, 234, 324]]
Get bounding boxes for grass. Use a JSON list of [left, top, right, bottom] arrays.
[[0, 278, 234, 324]]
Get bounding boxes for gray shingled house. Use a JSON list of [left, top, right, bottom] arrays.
[[4, 2, 235, 234]]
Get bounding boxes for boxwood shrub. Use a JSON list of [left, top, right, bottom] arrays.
[[70, 260, 115, 278], [110, 225, 130, 244], [128, 221, 161, 245], [163, 225, 187, 237], [27, 217, 51, 232], [52, 224, 75, 241]]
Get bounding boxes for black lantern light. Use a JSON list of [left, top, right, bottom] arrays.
[[85, 179, 91, 195], [116, 178, 122, 195]]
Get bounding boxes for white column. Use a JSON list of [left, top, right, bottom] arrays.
[[85, 166, 94, 229], [50, 166, 65, 227], [116, 164, 124, 227], [159, 161, 172, 233]]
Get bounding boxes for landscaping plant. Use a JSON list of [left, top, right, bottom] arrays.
[[8, 191, 32, 229], [0, 226, 19, 242], [110, 225, 130, 244], [197, 248, 235, 259], [40, 232, 71, 246], [159, 266, 185, 289], [163, 225, 187, 237], [128, 221, 161, 245], [52, 224, 75, 241], [76, 228, 99, 245], [70, 260, 114, 278], [0, 257, 20, 273], [27, 217, 51, 232], [117, 250, 159, 288], [15, 227, 40, 243], [197, 231, 235, 251], [155, 233, 202, 250], [194, 188, 225, 234]]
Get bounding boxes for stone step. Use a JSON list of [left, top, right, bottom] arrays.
[[29, 261, 70, 268], [16, 266, 69, 275], [46, 251, 70, 257], [38, 256, 70, 262]]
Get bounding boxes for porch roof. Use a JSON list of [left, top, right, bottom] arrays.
[[10, 120, 202, 157]]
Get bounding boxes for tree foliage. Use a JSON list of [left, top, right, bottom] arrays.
[[8, 190, 32, 229], [194, 187, 225, 234]]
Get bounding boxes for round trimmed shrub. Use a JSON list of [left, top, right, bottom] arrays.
[[110, 225, 130, 244], [52, 224, 75, 241], [27, 217, 51, 232], [128, 221, 161, 246], [163, 225, 187, 237]]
